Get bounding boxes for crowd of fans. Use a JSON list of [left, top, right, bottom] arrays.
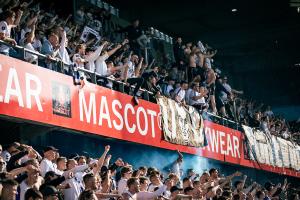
[[0, 142, 299, 200], [171, 38, 300, 145], [0, 1, 300, 199], [0, 0, 299, 144], [0, 0, 299, 145]]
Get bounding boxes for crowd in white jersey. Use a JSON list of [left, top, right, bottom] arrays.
[[0, 142, 298, 200]]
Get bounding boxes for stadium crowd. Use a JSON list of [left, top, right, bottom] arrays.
[[0, 1, 300, 200], [0, 0, 299, 146], [0, 0, 299, 144], [0, 142, 298, 200]]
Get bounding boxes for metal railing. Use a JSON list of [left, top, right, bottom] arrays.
[[0, 39, 241, 129], [76, 67, 154, 101], [0, 40, 154, 101]]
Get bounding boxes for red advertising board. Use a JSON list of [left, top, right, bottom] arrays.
[[0, 55, 299, 178]]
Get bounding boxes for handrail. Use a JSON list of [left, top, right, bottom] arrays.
[[0, 40, 61, 63], [76, 67, 154, 94], [0, 39, 243, 129]]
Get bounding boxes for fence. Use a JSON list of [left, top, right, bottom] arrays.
[[0, 39, 241, 129]]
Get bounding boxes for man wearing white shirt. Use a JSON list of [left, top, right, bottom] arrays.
[[173, 81, 188, 105], [40, 146, 61, 177], [23, 24, 38, 64], [0, 10, 19, 55], [171, 150, 184, 180], [64, 159, 87, 200], [57, 29, 73, 74], [56, 157, 67, 175], [189, 83, 208, 111], [163, 77, 175, 97], [122, 55, 145, 105], [19, 161, 43, 200], [122, 177, 139, 200], [95, 39, 128, 76], [118, 166, 133, 195], [85, 41, 107, 72], [147, 173, 163, 192], [137, 176, 167, 199]]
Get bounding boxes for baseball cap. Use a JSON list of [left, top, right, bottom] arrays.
[[170, 185, 183, 193], [43, 146, 58, 153]]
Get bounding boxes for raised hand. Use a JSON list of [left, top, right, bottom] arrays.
[[105, 145, 110, 152], [122, 39, 129, 45], [115, 158, 124, 167]]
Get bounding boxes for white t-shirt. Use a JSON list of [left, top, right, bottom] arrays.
[[24, 43, 38, 63], [137, 185, 167, 199], [21, 27, 31, 40], [85, 44, 104, 72], [165, 84, 174, 96], [73, 53, 85, 69], [59, 32, 72, 66], [221, 83, 232, 101], [95, 53, 109, 76], [204, 58, 212, 69], [171, 161, 183, 179], [126, 61, 135, 78], [147, 182, 163, 192], [174, 88, 185, 102], [63, 177, 83, 200], [19, 180, 30, 200], [40, 158, 60, 177], [0, 21, 11, 53], [122, 190, 136, 200], [19, 177, 43, 200], [73, 53, 86, 78], [189, 90, 206, 105], [32, 38, 42, 51], [118, 178, 128, 195]]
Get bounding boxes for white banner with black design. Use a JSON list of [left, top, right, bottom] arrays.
[[242, 125, 300, 170], [157, 96, 205, 147], [80, 26, 101, 43]]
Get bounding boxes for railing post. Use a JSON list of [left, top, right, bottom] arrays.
[[93, 72, 97, 84], [22, 47, 26, 61], [119, 82, 124, 93], [143, 91, 149, 101]]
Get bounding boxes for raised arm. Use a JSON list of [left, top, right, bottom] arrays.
[[14, 9, 24, 26], [107, 39, 129, 57], [85, 41, 108, 62], [134, 57, 144, 77], [240, 175, 247, 190], [206, 69, 216, 86], [123, 63, 130, 83], [203, 50, 217, 58], [93, 145, 110, 175], [26, 24, 36, 44]]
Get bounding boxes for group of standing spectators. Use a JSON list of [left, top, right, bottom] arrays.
[[0, 142, 298, 200]]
